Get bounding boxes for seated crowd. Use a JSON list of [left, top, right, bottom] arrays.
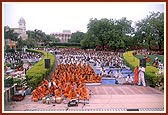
[[32, 58, 102, 102], [4, 51, 42, 72]]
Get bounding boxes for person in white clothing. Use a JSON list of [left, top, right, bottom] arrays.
[[125, 74, 133, 84], [138, 64, 146, 86]]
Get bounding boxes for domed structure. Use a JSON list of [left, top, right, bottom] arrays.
[[5, 17, 28, 49], [18, 17, 26, 24], [18, 17, 26, 32], [11, 17, 28, 40]]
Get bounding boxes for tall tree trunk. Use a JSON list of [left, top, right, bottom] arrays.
[[148, 40, 151, 50], [158, 41, 162, 51]]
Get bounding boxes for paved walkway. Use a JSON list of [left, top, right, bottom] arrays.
[[4, 85, 164, 112], [3, 55, 165, 112]]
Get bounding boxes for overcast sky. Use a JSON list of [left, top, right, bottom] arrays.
[[3, 2, 165, 34]]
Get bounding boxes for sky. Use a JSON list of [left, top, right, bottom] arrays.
[[3, 2, 165, 34]]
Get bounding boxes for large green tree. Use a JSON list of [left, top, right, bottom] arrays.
[[85, 17, 134, 51], [108, 17, 134, 50], [4, 26, 19, 41], [69, 31, 86, 43], [135, 12, 164, 50], [4, 26, 19, 50], [87, 18, 114, 50], [80, 33, 96, 49], [26, 29, 59, 47]]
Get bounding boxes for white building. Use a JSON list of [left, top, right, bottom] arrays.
[[51, 30, 72, 43], [12, 17, 28, 40], [5, 17, 28, 49]]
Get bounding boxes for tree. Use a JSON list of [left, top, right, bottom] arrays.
[[68, 31, 86, 43], [135, 12, 164, 50], [87, 18, 114, 50], [84, 17, 134, 51], [115, 17, 134, 36], [24, 38, 36, 48], [150, 12, 164, 50], [46, 34, 60, 43], [108, 17, 134, 51], [17, 37, 24, 48], [26, 29, 59, 47], [80, 33, 96, 49], [4, 26, 19, 41], [4, 26, 19, 50]]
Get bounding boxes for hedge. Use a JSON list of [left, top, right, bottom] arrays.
[[26, 49, 55, 90], [123, 51, 159, 86], [49, 42, 81, 47]]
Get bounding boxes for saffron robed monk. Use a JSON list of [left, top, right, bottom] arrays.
[[31, 63, 101, 102]]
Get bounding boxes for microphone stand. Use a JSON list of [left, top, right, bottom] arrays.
[[82, 99, 86, 109]]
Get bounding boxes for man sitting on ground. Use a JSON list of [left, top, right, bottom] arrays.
[[124, 74, 134, 85]]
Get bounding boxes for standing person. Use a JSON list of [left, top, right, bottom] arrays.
[[133, 66, 139, 85], [138, 64, 146, 86]]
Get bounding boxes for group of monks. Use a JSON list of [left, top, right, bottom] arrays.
[[32, 63, 102, 102]]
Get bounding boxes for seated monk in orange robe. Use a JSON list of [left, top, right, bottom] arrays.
[[96, 74, 102, 83], [32, 89, 39, 101], [41, 79, 49, 87], [79, 86, 89, 100], [67, 88, 77, 100], [63, 84, 72, 98], [54, 88, 62, 98], [76, 82, 83, 94], [44, 89, 50, 96], [32, 88, 44, 100]]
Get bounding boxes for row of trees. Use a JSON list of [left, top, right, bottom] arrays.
[[4, 11, 164, 51], [70, 12, 164, 51], [26, 29, 59, 48], [4, 27, 60, 49]]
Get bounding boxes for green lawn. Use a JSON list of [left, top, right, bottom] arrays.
[[135, 55, 164, 66]]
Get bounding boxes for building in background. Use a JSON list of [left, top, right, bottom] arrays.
[[51, 30, 72, 43], [12, 17, 28, 40], [5, 17, 28, 49]]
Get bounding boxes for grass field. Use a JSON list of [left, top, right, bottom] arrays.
[[135, 55, 164, 66]]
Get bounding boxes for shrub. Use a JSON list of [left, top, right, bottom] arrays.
[[26, 49, 55, 90], [123, 51, 159, 86], [123, 51, 139, 70], [49, 42, 81, 47]]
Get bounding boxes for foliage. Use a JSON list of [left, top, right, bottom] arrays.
[[145, 66, 159, 85], [4, 26, 19, 41], [80, 33, 96, 49], [135, 12, 164, 50], [82, 17, 134, 51], [123, 51, 159, 86], [68, 31, 86, 43], [154, 70, 164, 90], [135, 54, 164, 66], [26, 49, 55, 90], [49, 42, 81, 47], [4, 77, 14, 87]]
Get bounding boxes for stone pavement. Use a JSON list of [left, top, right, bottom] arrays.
[[4, 85, 165, 113]]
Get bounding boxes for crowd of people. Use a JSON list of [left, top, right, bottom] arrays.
[[31, 47, 158, 102], [32, 48, 104, 102], [4, 51, 42, 72], [134, 49, 164, 56], [31, 48, 140, 102], [56, 48, 125, 69], [31, 63, 101, 102]]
